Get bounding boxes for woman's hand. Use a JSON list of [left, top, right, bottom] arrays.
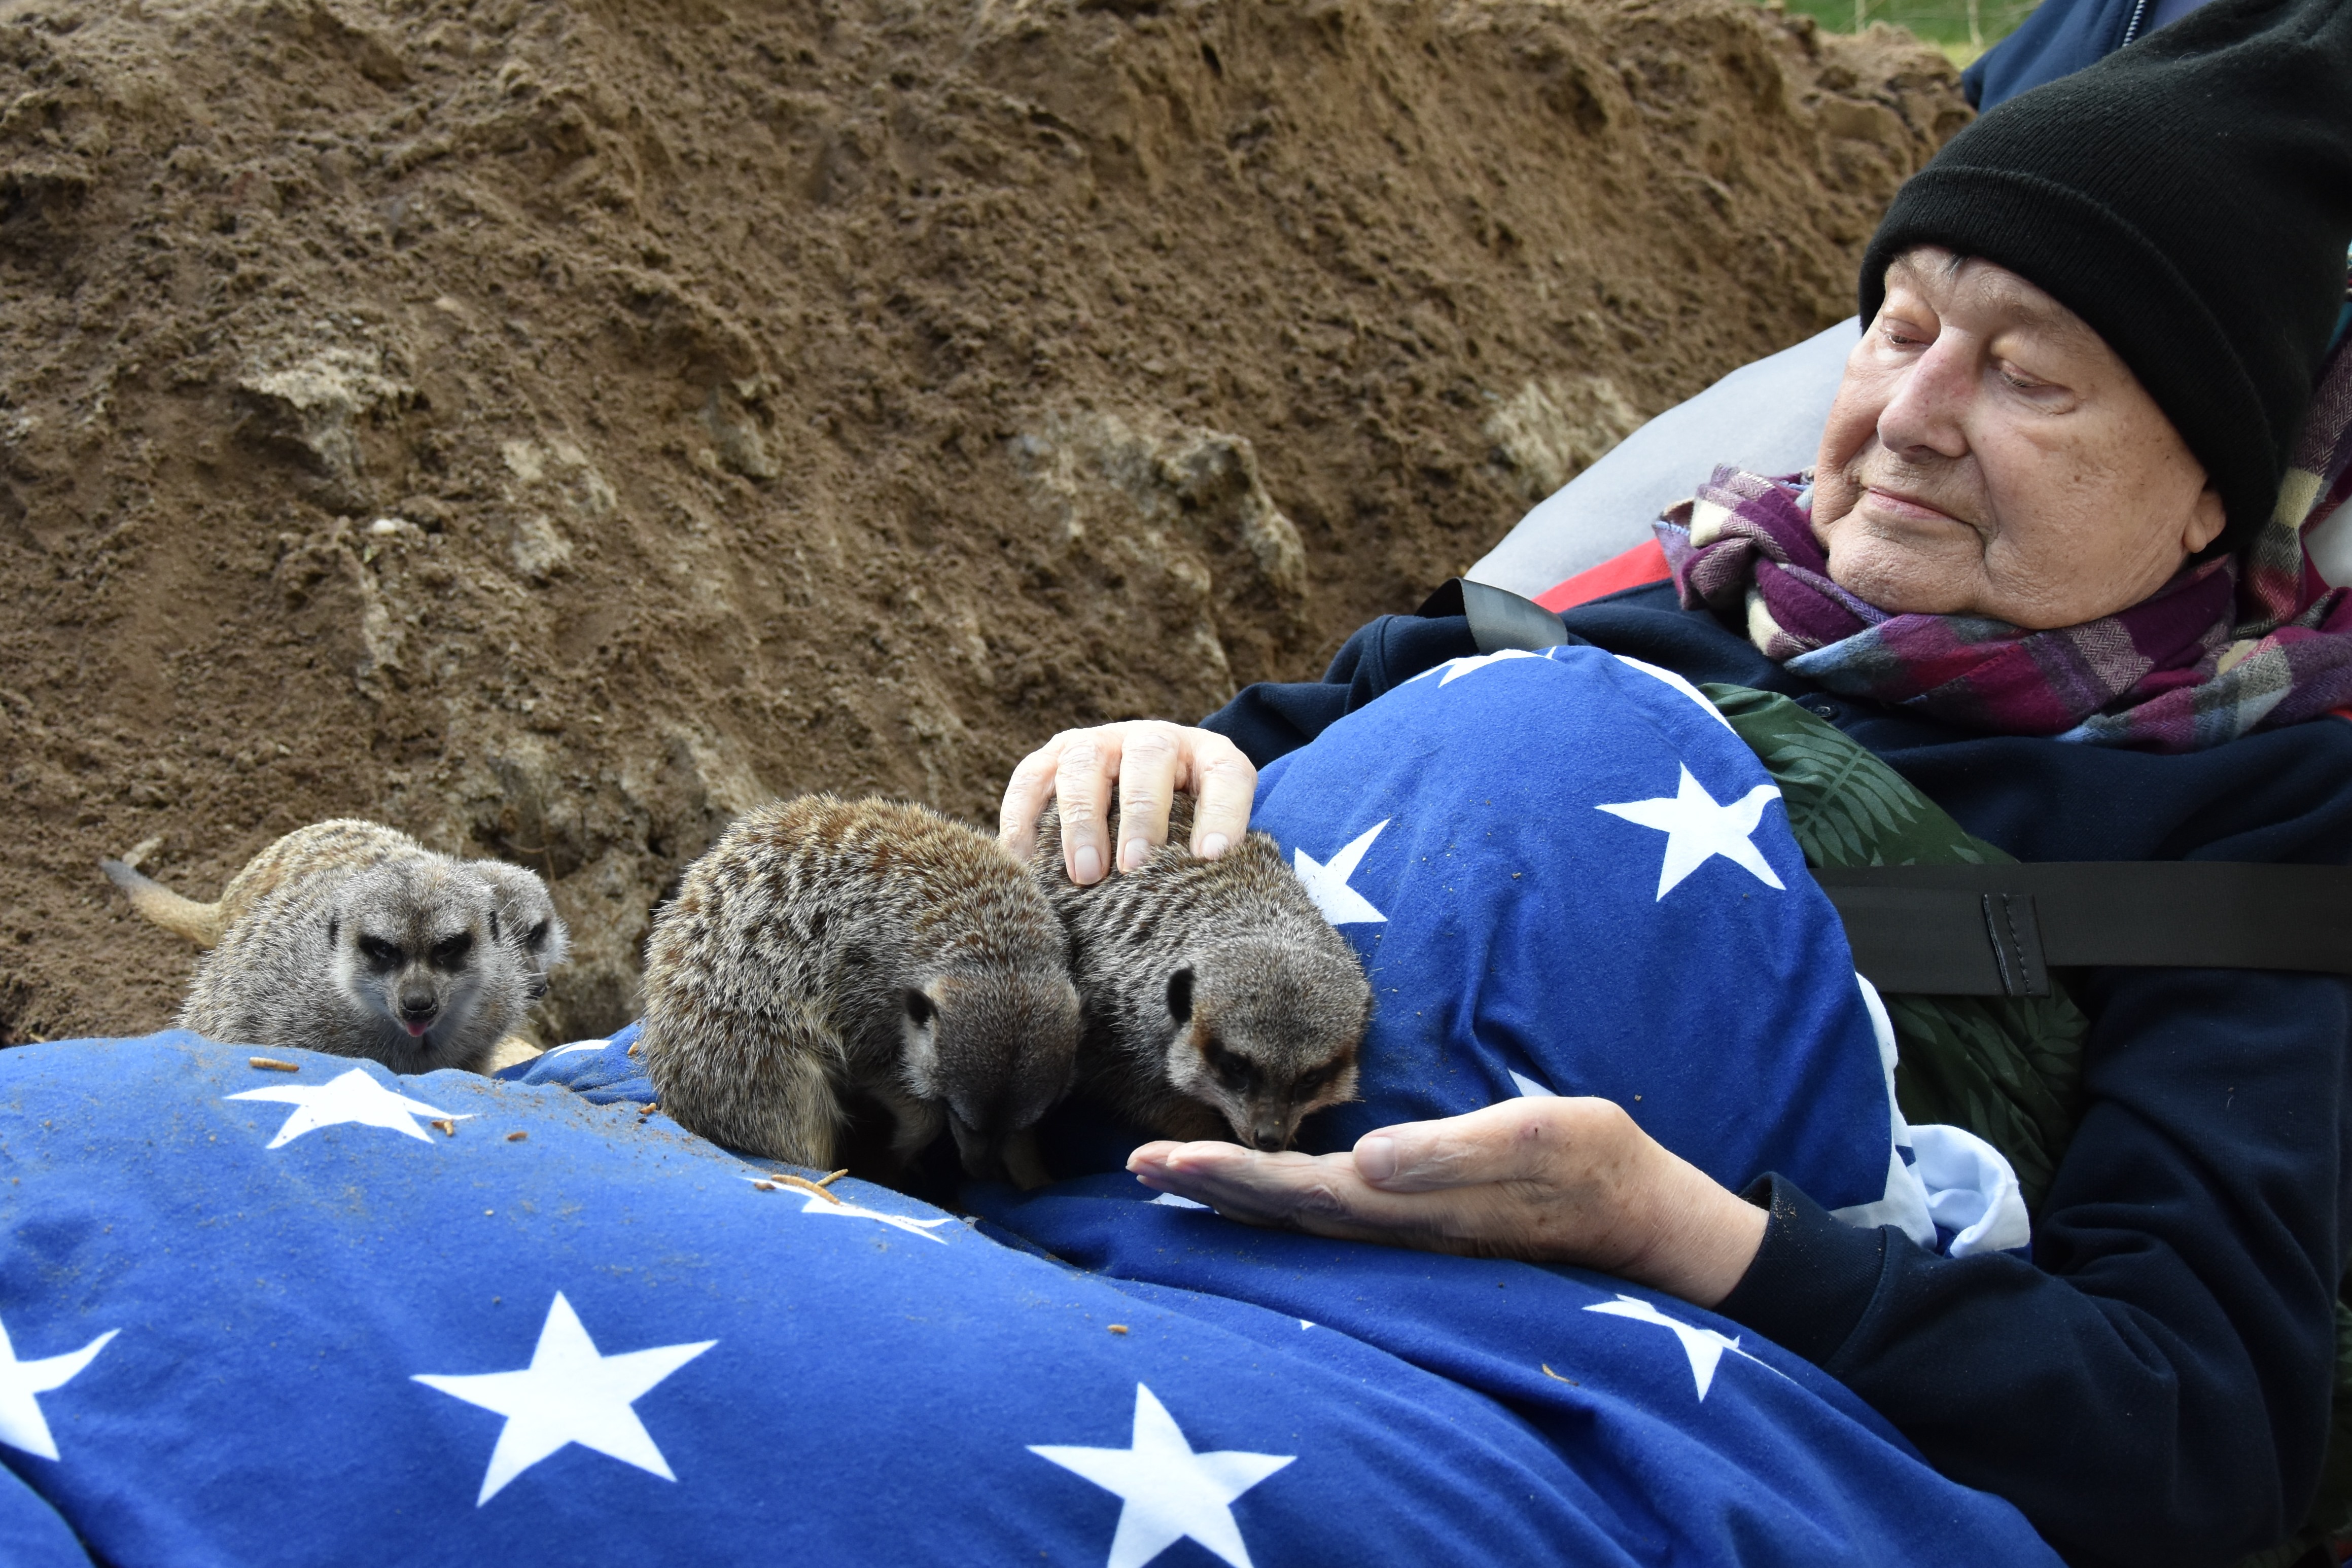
[[1126, 1097, 1769, 1308], [997, 721, 1257, 886]]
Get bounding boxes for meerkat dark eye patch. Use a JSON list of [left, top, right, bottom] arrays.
[[905, 989, 936, 1027], [526, 920, 550, 950], [429, 934, 474, 969], [356, 935, 402, 968], [1202, 1037, 1254, 1091], [1166, 967, 1194, 1026]]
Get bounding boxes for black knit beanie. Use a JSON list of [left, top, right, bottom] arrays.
[[1858, 0, 2352, 550]]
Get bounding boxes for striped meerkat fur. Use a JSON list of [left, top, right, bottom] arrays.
[[1031, 793, 1370, 1151], [640, 795, 1081, 1186]]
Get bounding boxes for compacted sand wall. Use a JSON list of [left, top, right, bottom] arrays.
[[0, 0, 1964, 1042]]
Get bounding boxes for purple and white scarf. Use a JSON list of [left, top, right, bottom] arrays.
[[1659, 339, 2352, 752]]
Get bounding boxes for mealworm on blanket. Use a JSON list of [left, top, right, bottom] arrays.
[[430, 1119, 457, 1136], [248, 1057, 300, 1072], [770, 1173, 844, 1205], [1541, 1364, 1580, 1385], [816, 1169, 848, 1188], [505, 1131, 528, 1143]]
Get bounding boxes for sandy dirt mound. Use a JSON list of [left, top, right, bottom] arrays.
[[0, 0, 1963, 1045]]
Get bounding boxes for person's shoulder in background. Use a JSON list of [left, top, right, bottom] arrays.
[[1963, 0, 2213, 109]]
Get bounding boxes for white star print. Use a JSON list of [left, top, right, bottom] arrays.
[[1031, 1383, 1294, 1568], [1595, 765, 1786, 901], [1612, 654, 1736, 732], [0, 1316, 116, 1462], [540, 1040, 610, 1059], [748, 1179, 955, 1242], [1508, 1070, 1559, 1099], [1292, 819, 1388, 926], [1583, 1295, 1787, 1401], [413, 1292, 715, 1506], [226, 1067, 471, 1150], [1409, 647, 1546, 686]]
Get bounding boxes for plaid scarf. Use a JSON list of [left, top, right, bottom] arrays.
[[1659, 338, 2352, 752]]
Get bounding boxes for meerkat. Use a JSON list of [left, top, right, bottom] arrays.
[[101, 822, 569, 1063], [1030, 794, 1371, 1151], [466, 858, 571, 1002], [639, 795, 1081, 1188], [179, 850, 532, 1075], [101, 819, 422, 948]]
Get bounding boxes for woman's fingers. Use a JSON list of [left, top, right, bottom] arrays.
[[1050, 731, 1119, 885], [1186, 740, 1256, 859], [996, 734, 1069, 862], [1131, 1143, 1401, 1236], [1352, 1098, 1616, 1192], [1114, 726, 1182, 874], [998, 722, 1259, 885]]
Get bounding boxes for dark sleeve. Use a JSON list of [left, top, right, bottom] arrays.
[[1198, 613, 1485, 767], [1960, 0, 2137, 108], [1719, 967, 2352, 1567]]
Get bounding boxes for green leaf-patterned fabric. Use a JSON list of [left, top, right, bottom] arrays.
[[1703, 684, 2350, 1563], [1701, 684, 2090, 1213]]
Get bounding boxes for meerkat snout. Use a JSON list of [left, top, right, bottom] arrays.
[[899, 968, 1082, 1179], [1031, 794, 1374, 1152], [640, 796, 1082, 1190], [325, 861, 513, 1064], [174, 847, 532, 1076], [341, 924, 478, 1038], [1161, 945, 1366, 1151]]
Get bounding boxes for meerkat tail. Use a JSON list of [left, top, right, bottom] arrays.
[[477, 1035, 546, 1076], [98, 859, 227, 948]]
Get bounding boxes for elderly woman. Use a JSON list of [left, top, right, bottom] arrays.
[[1000, 1, 2352, 1562]]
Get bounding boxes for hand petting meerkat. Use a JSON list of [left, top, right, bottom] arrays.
[[1030, 793, 1371, 1151], [638, 795, 1081, 1188]]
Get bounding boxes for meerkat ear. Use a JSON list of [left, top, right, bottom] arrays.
[[905, 988, 936, 1028], [1166, 967, 1194, 1026]]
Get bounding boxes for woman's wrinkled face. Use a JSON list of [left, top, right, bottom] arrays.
[[1810, 248, 2227, 630]]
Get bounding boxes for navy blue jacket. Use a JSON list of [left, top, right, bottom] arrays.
[[1962, 0, 2216, 108], [1201, 583, 2352, 1567]]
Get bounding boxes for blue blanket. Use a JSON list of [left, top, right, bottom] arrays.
[[1252, 643, 1942, 1235], [0, 1030, 2056, 1565], [0, 644, 2061, 1562]]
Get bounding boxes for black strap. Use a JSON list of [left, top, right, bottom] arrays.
[[1413, 580, 2352, 997], [1815, 864, 2352, 996], [1416, 578, 1569, 655]]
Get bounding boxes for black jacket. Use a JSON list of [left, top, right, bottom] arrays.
[[1201, 582, 2352, 1567]]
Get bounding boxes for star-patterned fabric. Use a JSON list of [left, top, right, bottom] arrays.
[[0, 1030, 2060, 1566], [1251, 642, 1930, 1223], [2, 648, 2053, 1564]]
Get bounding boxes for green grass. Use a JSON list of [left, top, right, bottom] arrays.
[[1767, 0, 2041, 67]]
